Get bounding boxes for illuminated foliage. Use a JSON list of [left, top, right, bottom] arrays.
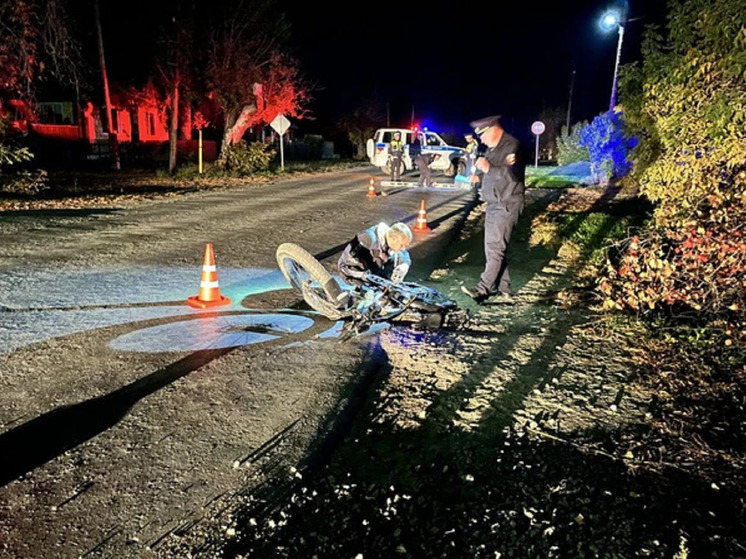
[[0, 114, 47, 194], [600, 0, 746, 344], [556, 121, 589, 166], [0, 116, 32, 168], [221, 140, 275, 174], [579, 108, 636, 185]]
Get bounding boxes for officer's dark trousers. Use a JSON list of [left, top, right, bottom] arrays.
[[477, 201, 521, 295], [390, 155, 402, 181], [416, 155, 432, 186]]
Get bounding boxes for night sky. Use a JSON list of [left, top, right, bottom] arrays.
[[81, 0, 669, 143], [284, 0, 669, 140]]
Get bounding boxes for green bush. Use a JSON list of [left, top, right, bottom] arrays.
[[599, 0, 746, 345], [222, 140, 275, 174], [0, 117, 32, 169], [0, 116, 46, 195], [556, 122, 589, 166]]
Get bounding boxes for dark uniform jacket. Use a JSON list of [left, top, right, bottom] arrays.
[[479, 132, 525, 207]]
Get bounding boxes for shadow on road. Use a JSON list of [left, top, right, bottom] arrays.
[[0, 347, 235, 488]]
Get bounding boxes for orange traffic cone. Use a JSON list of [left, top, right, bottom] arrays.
[[367, 177, 377, 198], [187, 243, 232, 308], [414, 199, 431, 233]]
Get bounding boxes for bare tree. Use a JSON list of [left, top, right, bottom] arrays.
[[0, 1, 40, 100], [338, 96, 385, 159], [156, 1, 196, 174], [40, 0, 86, 101], [0, 0, 85, 102], [537, 106, 566, 162], [205, 0, 309, 164]]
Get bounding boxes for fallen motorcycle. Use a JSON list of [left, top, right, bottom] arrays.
[[276, 243, 469, 340]]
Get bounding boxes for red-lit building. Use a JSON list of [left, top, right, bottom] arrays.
[[1, 82, 218, 165]]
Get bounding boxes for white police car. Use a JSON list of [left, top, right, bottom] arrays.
[[365, 128, 466, 178]]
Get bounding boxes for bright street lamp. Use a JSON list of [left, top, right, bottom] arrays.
[[600, 7, 627, 110], [601, 11, 620, 30]]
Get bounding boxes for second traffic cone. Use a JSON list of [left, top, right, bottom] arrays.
[[367, 177, 377, 198], [414, 199, 431, 233], [187, 243, 232, 309]]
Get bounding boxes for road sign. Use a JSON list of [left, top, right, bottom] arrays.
[[531, 121, 546, 135], [270, 113, 291, 171], [531, 121, 545, 168], [270, 113, 291, 135]]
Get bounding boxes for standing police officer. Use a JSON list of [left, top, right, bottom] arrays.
[[463, 132, 480, 175], [411, 135, 434, 187], [388, 131, 404, 182], [461, 115, 525, 303]]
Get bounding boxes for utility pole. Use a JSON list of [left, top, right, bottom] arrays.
[[168, 69, 179, 174], [386, 102, 390, 127], [410, 105, 414, 129], [566, 66, 576, 132], [167, 3, 183, 175], [609, 24, 625, 110], [93, 0, 120, 170]]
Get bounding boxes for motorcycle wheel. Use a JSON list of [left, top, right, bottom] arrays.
[[276, 243, 345, 320]]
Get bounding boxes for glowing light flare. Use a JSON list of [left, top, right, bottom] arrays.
[[600, 10, 621, 31]]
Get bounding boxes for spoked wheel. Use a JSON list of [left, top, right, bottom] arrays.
[[276, 243, 346, 320]]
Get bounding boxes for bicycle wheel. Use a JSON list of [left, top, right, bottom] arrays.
[[276, 243, 345, 319]]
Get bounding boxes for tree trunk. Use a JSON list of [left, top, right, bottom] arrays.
[[229, 104, 258, 144], [168, 73, 179, 174], [217, 108, 237, 168], [180, 103, 192, 140], [217, 104, 257, 167]]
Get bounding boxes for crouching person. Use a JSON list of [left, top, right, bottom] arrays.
[[338, 222, 413, 288]]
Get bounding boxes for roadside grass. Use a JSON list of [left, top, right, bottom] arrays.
[[525, 164, 590, 188], [529, 187, 650, 292]]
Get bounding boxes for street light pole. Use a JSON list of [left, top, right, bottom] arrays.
[[609, 23, 625, 110], [566, 66, 576, 132]]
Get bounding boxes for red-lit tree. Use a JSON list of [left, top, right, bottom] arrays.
[[0, 0, 85, 101], [204, 1, 309, 166], [0, 1, 38, 100]]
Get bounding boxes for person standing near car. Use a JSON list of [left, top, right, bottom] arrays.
[[461, 115, 525, 304], [389, 131, 404, 182], [411, 135, 434, 187], [464, 132, 480, 175]]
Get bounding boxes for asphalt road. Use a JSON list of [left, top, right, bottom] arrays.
[[0, 167, 475, 558]]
